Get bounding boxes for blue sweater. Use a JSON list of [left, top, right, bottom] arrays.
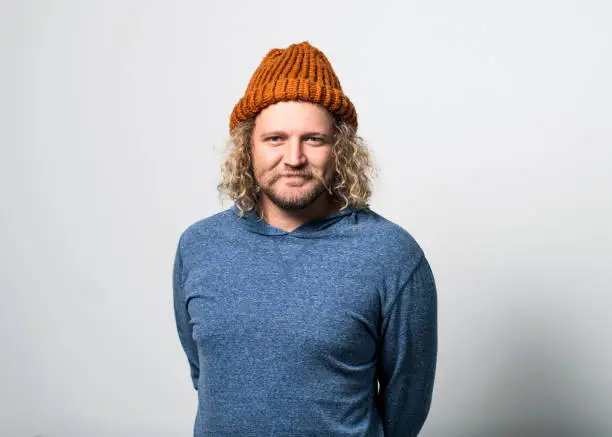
[[173, 204, 437, 437]]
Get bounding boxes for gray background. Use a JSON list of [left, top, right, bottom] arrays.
[[1, 1, 610, 436]]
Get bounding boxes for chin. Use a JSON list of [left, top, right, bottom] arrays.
[[266, 187, 323, 211], [276, 194, 317, 209]]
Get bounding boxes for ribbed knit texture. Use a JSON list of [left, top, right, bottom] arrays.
[[229, 41, 358, 131], [173, 205, 438, 437]]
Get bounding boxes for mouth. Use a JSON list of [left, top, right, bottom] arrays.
[[281, 175, 311, 186], [280, 173, 312, 180]]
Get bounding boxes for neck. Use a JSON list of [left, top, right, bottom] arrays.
[[259, 195, 337, 232]]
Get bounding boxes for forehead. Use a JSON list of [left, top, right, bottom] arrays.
[[253, 101, 334, 133]]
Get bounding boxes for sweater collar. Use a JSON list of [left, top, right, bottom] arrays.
[[231, 203, 359, 237]]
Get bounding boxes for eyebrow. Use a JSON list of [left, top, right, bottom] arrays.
[[259, 131, 285, 138], [259, 131, 328, 138], [301, 132, 327, 138]]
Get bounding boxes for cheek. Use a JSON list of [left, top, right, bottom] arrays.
[[314, 150, 336, 175], [252, 146, 280, 172]]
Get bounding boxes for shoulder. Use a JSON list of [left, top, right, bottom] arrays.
[[351, 208, 427, 296], [353, 208, 425, 264], [178, 207, 235, 252], [354, 209, 434, 312]]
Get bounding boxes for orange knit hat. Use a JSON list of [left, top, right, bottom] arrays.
[[229, 41, 357, 131]]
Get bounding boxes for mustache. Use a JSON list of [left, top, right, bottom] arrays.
[[268, 171, 314, 183], [282, 172, 311, 177], [264, 169, 333, 195]]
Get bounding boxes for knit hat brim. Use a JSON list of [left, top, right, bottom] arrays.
[[230, 77, 357, 131]]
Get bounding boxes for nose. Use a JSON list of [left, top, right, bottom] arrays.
[[284, 137, 307, 167]]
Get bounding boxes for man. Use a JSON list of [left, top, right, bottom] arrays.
[[173, 41, 437, 437]]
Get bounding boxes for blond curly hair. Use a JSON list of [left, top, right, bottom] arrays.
[[218, 116, 375, 218]]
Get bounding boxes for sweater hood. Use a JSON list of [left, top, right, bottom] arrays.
[[231, 204, 361, 238]]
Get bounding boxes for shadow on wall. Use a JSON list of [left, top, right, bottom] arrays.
[[463, 422, 604, 437], [460, 312, 606, 437]]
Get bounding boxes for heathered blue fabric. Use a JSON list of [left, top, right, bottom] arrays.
[[173, 204, 437, 437]]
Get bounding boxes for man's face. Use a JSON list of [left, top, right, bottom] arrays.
[[251, 101, 335, 211]]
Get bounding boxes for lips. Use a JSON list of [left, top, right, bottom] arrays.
[[269, 174, 311, 184], [282, 175, 311, 186]]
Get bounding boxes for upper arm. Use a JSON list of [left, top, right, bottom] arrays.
[[377, 254, 437, 436], [173, 234, 200, 390]]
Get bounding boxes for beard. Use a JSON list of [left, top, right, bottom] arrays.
[[256, 169, 332, 211]]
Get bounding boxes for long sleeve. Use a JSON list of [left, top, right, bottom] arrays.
[[376, 254, 438, 437], [173, 235, 200, 390]]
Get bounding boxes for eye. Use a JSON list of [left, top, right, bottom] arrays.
[[266, 136, 283, 144], [305, 136, 324, 145]]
